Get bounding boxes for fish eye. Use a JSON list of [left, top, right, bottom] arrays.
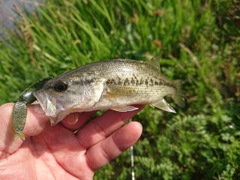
[[53, 81, 68, 92]]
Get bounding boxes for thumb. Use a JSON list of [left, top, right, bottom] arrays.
[[23, 103, 50, 138], [0, 103, 49, 154]]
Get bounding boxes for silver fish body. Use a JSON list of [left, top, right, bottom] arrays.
[[34, 59, 185, 125]]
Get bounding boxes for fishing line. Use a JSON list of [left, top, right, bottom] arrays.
[[122, 4, 135, 179], [129, 119, 135, 180], [120, 2, 135, 179]]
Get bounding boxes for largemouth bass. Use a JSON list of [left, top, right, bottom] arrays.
[[33, 58, 185, 125]]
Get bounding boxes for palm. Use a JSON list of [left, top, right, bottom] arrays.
[[8, 125, 93, 180], [0, 103, 143, 180]]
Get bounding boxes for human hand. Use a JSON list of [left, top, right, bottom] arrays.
[[0, 103, 143, 180]]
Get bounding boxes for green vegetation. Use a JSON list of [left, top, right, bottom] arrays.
[[0, 0, 239, 179]]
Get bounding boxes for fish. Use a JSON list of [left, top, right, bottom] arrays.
[[33, 57, 185, 125]]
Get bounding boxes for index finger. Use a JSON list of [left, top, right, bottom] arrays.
[[76, 105, 145, 149]]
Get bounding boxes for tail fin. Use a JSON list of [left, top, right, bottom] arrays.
[[173, 80, 185, 108]]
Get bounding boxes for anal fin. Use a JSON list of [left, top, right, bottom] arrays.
[[151, 99, 176, 113]]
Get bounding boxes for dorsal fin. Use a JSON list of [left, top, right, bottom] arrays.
[[146, 56, 161, 71]]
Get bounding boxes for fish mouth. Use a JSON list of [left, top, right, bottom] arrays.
[[33, 90, 65, 124]]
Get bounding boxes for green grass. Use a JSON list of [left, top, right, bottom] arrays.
[[0, 0, 239, 179]]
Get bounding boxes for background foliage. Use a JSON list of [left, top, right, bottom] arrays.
[[0, 0, 239, 179]]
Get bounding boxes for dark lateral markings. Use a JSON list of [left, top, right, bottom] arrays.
[[106, 76, 176, 88]]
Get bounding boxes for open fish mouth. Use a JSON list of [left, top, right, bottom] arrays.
[[34, 90, 65, 122]]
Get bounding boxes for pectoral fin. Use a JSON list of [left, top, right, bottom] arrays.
[[151, 99, 176, 113], [111, 105, 138, 112]]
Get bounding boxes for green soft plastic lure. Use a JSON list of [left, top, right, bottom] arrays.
[[12, 77, 52, 140]]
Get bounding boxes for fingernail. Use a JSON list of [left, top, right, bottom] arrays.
[[33, 104, 45, 114], [65, 113, 79, 125]]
